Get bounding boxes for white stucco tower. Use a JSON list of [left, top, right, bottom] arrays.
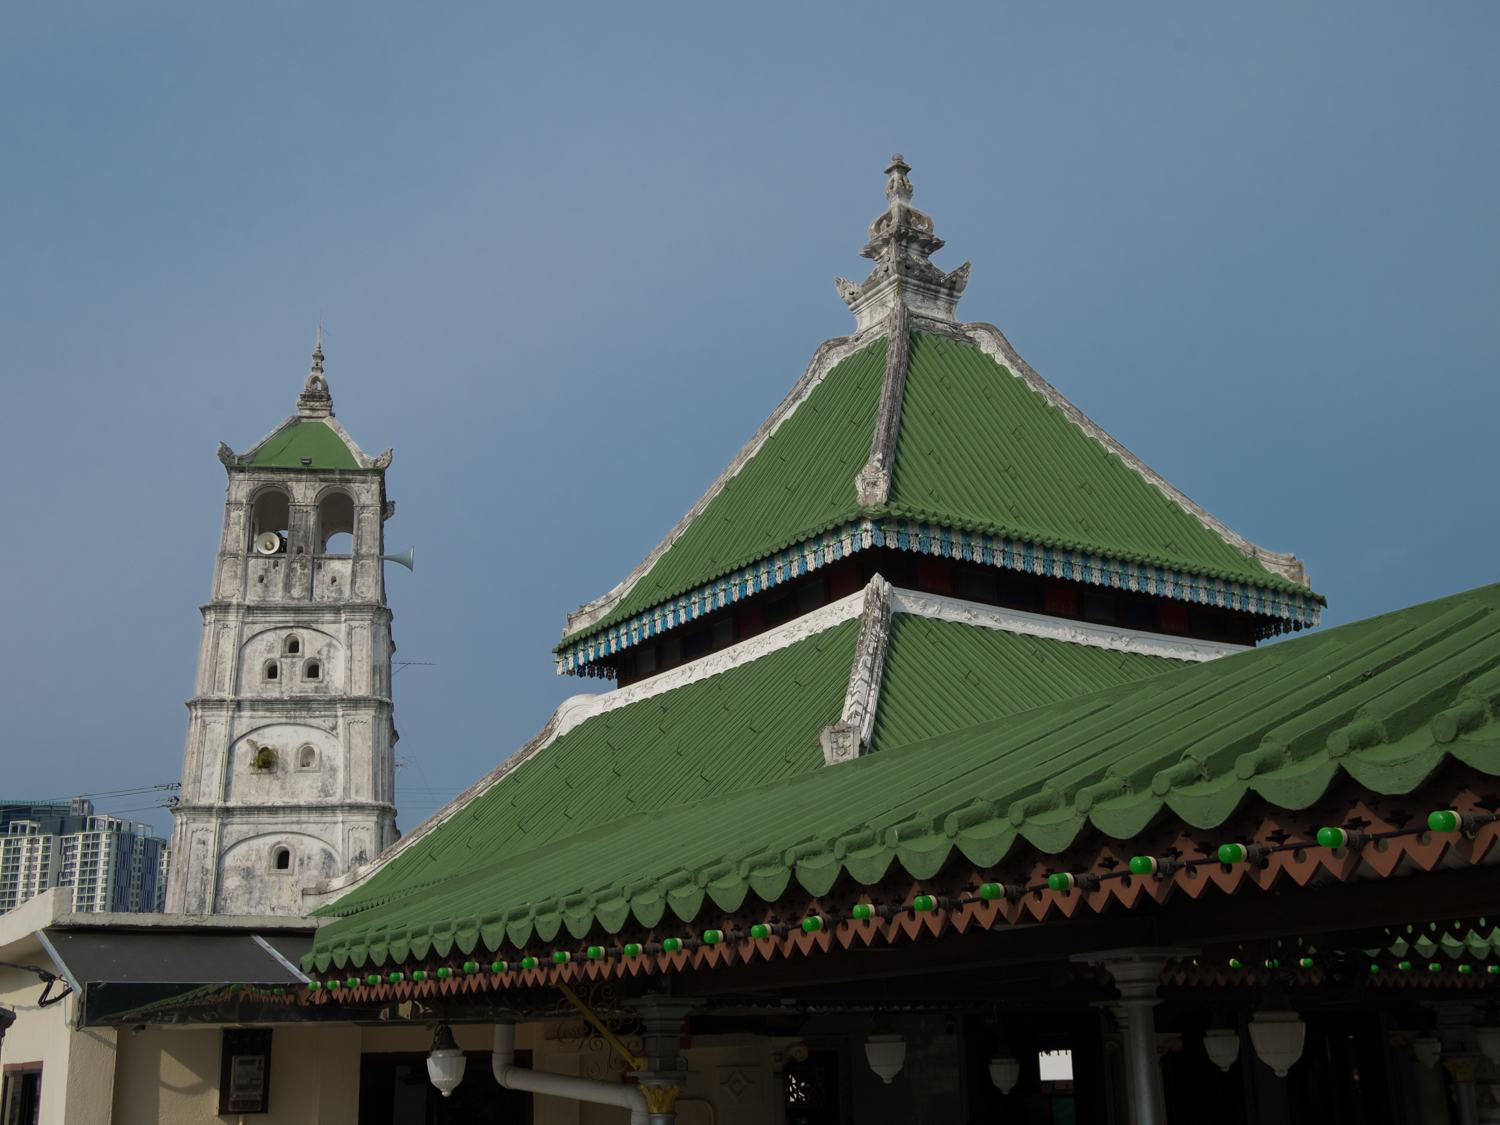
[[166, 341, 400, 916]]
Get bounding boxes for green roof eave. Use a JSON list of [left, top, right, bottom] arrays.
[[310, 582, 1500, 971]]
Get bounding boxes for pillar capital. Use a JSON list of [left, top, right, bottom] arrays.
[[631, 992, 701, 1106], [1071, 947, 1199, 1002], [1071, 948, 1196, 1125]]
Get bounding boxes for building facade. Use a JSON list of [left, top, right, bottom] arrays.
[[0, 799, 168, 915], [164, 343, 400, 917]]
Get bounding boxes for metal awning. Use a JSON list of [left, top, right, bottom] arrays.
[[38, 929, 315, 1027]]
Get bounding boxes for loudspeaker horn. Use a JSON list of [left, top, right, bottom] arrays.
[[255, 532, 284, 555], [382, 547, 415, 571]]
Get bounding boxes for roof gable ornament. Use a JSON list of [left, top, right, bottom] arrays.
[[298, 330, 334, 418], [819, 575, 894, 765], [835, 156, 971, 333]]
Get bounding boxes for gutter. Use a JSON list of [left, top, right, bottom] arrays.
[[491, 1022, 649, 1125]]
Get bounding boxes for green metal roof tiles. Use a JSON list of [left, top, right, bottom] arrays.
[[248, 420, 362, 470], [324, 617, 863, 918], [869, 612, 1177, 752], [590, 338, 889, 632], [888, 333, 1300, 591], [311, 584, 1500, 972], [563, 329, 1319, 656]]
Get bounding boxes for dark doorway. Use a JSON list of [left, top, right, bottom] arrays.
[[786, 1049, 843, 1125], [358, 1051, 532, 1125]]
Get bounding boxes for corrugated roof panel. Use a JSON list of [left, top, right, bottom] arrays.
[[329, 618, 860, 916], [599, 339, 888, 626], [888, 332, 1280, 584], [568, 330, 1317, 653], [871, 614, 1176, 752], [312, 584, 1500, 968]]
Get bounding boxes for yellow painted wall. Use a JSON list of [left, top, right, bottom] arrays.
[[110, 1024, 359, 1125], [0, 949, 116, 1125], [0, 1003, 788, 1125]]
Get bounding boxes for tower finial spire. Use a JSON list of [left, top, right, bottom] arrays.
[[834, 155, 971, 332], [299, 330, 333, 417]]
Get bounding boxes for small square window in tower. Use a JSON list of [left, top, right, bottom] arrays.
[[303, 660, 321, 680], [284, 635, 301, 655]]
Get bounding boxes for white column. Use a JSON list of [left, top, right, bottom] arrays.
[[1073, 947, 1197, 1125]]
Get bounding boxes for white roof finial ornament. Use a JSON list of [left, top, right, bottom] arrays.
[[298, 330, 334, 417], [835, 155, 970, 333]]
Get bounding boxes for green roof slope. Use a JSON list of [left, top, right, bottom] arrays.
[[596, 339, 887, 629], [311, 584, 1500, 970], [334, 611, 1169, 923], [249, 420, 362, 469], [889, 333, 1285, 586], [869, 613, 1176, 752], [327, 618, 862, 916], [566, 330, 1316, 651]]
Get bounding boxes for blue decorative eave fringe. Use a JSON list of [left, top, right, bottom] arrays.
[[556, 519, 1323, 676]]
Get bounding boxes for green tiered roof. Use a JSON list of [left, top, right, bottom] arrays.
[[308, 159, 1342, 978], [310, 582, 1500, 970], [577, 332, 1308, 635], [558, 163, 1319, 674]]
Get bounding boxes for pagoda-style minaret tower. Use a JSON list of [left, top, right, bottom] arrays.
[[165, 340, 400, 916]]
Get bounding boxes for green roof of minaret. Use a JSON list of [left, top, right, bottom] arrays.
[[247, 420, 362, 469], [226, 336, 382, 473]]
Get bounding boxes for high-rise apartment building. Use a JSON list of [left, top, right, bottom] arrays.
[[0, 798, 170, 914]]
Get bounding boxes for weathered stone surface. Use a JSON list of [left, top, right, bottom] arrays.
[[836, 155, 970, 333], [166, 347, 398, 917]]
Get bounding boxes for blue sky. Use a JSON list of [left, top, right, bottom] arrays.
[[2, 3, 1495, 836]]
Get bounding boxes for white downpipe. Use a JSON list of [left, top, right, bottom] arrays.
[[492, 1023, 650, 1125]]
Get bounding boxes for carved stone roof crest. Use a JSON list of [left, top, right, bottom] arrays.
[[836, 155, 970, 332]]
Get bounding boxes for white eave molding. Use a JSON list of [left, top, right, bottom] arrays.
[[891, 588, 1249, 663]]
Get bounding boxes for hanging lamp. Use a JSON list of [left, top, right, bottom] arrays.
[[1203, 1010, 1241, 1073], [1247, 1011, 1305, 1077], [427, 1023, 467, 1097], [988, 1019, 1021, 1093], [864, 1011, 906, 1084]]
